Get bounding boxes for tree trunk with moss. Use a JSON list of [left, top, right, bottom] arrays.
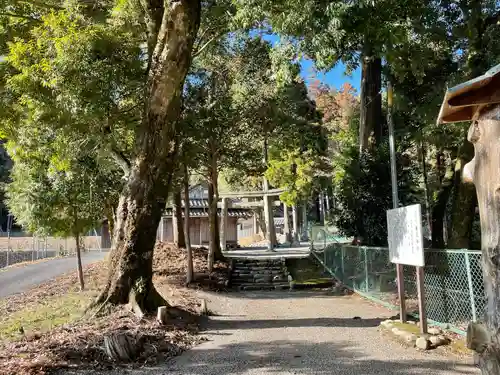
[[93, 0, 200, 316]]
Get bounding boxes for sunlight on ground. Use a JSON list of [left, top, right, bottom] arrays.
[[0, 290, 97, 341]]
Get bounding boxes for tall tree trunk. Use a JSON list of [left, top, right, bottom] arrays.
[[75, 231, 84, 291], [448, 138, 477, 249], [173, 190, 186, 247], [359, 45, 382, 152], [92, 0, 200, 315], [207, 158, 221, 271], [183, 164, 193, 284], [448, 0, 486, 250]]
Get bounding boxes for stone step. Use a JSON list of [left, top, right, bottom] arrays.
[[238, 283, 290, 291], [232, 272, 280, 276], [233, 266, 283, 271], [231, 276, 288, 283], [234, 261, 284, 266]]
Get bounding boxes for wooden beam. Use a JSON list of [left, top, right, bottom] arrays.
[[226, 201, 281, 208], [219, 188, 285, 198], [448, 75, 500, 108]]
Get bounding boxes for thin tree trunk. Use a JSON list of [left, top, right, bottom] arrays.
[[419, 136, 432, 236], [75, 231, 84, 291], [92, 0, 200, 315], [173, 190, 186, 247], [183, 164, 193, 284]]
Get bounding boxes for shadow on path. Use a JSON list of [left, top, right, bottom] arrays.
[[202, 316, 385, 330], [168, 340, 477, 375]]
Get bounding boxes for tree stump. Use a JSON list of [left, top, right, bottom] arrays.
[[157, 306, 168, 324], [103, 332, 140, 362]]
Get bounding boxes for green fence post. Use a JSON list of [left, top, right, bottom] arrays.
[[323, 242, 327, 268], [464, 250, 477, 322], [341, 246, 345, 281], [364, 247, 369, 292]]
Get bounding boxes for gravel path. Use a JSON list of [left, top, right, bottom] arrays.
[[74, 290, 479, 375], [0, 251, 107, 298], [166, 291, 478, 375]]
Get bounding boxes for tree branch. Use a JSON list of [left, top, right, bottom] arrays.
[[19, 0, 62, 10], [192, 32, 225, 58], [0, 12, 40, 21], [140, 0, 164, 69], [108, 147, 131, 177]]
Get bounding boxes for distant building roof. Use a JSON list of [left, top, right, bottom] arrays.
[[164, 207, 251, 218], [164, 198, 251, 218]]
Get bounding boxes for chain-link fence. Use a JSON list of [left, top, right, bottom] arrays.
[[0, 234, 105, 269], [311, 235, 485, 334]]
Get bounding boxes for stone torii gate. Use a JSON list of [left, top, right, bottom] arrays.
[[219, 188, 300, 251], [437, 63, 500, 373]]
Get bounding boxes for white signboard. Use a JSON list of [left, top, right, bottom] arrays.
[[386, 204, 424, 267]]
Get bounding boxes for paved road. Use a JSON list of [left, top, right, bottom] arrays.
[[0, 251, 107, 298]]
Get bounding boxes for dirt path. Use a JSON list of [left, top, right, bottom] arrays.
[[166, 290, 478, 375]]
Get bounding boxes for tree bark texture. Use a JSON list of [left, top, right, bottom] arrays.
[[173, 190, 186, 247], [464, 106, 500, 374], [183, 165, 193, 284], [431, 152, 454, 249], [95, 0, 201, 315], [75, 232, 85, 291], [448, 137, 477, 249], [359, 49, 382, 152], [207, 171, 221, 272], [448, 1, 487, 250]]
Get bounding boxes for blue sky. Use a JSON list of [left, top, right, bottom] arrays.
[[259, 33, 361, 92], [299, 59, 361, 92]]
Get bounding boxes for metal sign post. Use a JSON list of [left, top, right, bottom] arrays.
[[387, 81, 406, 323]]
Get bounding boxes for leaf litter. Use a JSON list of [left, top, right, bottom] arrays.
[[0, 244, 229, 375]]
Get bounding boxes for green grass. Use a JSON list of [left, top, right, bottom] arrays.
[[448, 338, 472, 355], [287, 257, 328, 283], [299, 277, 333, 285], [0, 290, 97, 341]]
